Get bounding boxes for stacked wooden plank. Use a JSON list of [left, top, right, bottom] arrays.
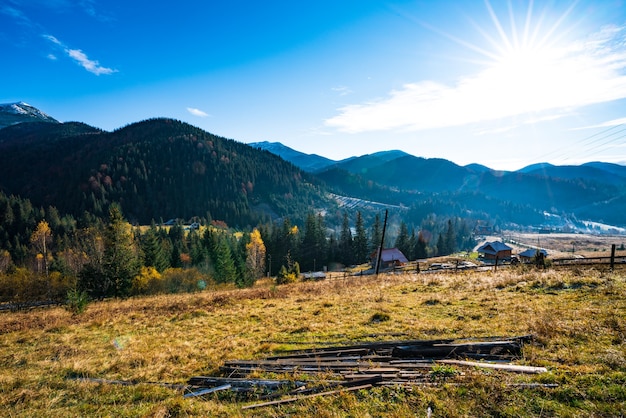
[[186, 335, 546, 403]]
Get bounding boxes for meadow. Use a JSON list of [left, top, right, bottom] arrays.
[[1, 266, 625, 417]]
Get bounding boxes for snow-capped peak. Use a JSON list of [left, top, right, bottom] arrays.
[[0, 102, 59, 129]]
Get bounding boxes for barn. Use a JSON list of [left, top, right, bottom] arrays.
[[477, 241, 512, 261], [371, 247, 409, 269], [518, 248, 548, 263]]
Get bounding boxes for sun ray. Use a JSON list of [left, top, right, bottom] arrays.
[[415, 18, 501, 63], [468, 19, 506, 60], [484, 0, 513, 53], [522, 0, 534, 49], [534, 1, 578, 51], [507, 1, 520, 50]]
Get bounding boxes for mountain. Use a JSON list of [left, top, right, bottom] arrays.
[[464, 163, 493, 174], [0, 118, 332, 226], [1, 103, 625, 230], [312, 148, 626, 227], [0, 102, 59, 129], [250, 141, 336, 172], [518, 162, 626, 187]]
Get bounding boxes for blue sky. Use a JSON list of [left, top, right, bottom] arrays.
[[2, 0, 626, 170]]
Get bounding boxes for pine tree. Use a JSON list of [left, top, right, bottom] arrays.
[[102, 205, 140, 297], [339, 212, 353, 266], [301, 213, 325, 271], [353, 211, 369, 264], [370, 213, 382, 253], [444, 219, 456, 256], [170, 245, 182, 268], [394, 221, 411, 258], [436, 233, 445, 257], [212, 234, 236, 283], [415, 231, 428, 259], [141, 224, 169, 272], [408, 228, 417, 261]]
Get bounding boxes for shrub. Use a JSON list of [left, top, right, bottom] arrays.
[[65, 288, 89, 315], [162, 268, 210, 293], [276, 262, 300, 285], [131, 266, 163, 295]]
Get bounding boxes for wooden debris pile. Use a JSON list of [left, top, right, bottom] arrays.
[[186, 335, 549, 407]]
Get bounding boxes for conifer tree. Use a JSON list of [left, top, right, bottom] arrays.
[[444, 219, 456, 255], [141, 224, 169, 272], [212, 234, 236, 283], [301, 213, 326, 271], [370, 213, 382, 253], [408, 228, 417, 261], [415, 231, 428, 259], [339, 212, 353, 266], [102, 205, 140, 297], [353, 211, 369, 264], [436, 233, 445, 257], [394, 221, 411, 258]]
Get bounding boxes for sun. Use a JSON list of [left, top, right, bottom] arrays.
[[326, 0, 626, 138], [456, 0, 593, 116]]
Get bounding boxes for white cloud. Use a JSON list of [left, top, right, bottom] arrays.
[[476, 114, 567, 136], [572, 117, 626, 130], [43, 34, 117, 75], [187, 107, 210, 118], [67, 48, 116, 75], [326, 24, 626, 134], [43, 34, 62, 45], [47, 54, 57, 60], [331, 86, 353, 96], [1, 4, 34, 28]]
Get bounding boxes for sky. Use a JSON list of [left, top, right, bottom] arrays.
[[2, 0, 626, 171]]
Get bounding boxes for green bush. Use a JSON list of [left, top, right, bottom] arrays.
[[65, 288, 89, 315]]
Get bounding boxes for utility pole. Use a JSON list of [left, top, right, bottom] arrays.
[[375, 210, 388, 276]]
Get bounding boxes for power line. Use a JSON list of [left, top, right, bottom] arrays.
[[539, 123, 626, 165]]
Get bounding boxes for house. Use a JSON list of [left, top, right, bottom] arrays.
[[477, 241, 512, 261], [518, 248, 548, 263], [371, 247, 409, 269]]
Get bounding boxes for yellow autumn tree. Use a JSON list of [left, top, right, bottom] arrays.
[[245, 228, 266, 286], [30, 220, 52, 278]]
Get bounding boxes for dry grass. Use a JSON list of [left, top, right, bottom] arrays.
[[1, 268, 625, 417], [506, 232, 626, 257]]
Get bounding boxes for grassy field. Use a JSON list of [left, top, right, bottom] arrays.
[[1, 266, 625, 417], [501, 232, 626, 258]]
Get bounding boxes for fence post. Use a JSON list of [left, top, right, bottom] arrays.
[[610, 244, 616, 271]]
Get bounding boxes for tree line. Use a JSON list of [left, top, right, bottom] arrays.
[[0, 190, 475, 310]]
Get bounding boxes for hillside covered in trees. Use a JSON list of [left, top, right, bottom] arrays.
[[0, 118, 329, 227]]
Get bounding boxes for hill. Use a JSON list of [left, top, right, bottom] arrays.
[[0, 118, 331, 226]]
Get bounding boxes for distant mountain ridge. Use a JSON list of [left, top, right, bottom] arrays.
[[255, 141, 626, 227], [1, 103, 625, 230], [250, 141, 336, 172], [0, 102, 59, 129]]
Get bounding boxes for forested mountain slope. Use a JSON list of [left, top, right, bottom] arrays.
[[0, 118, 331, 226]]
